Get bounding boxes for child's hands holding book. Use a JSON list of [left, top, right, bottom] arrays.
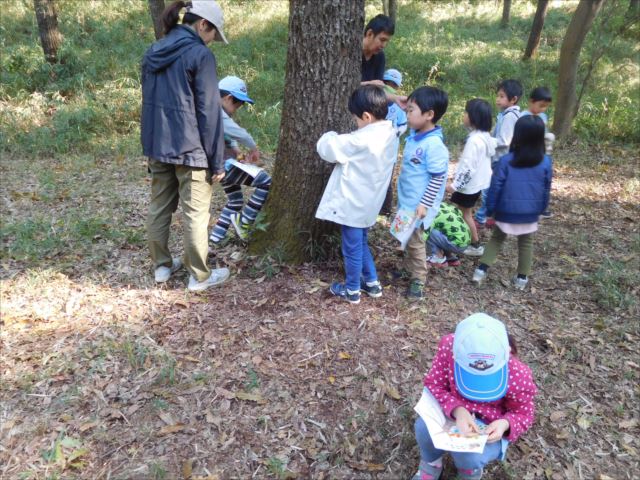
[[485, 419, 510, 443], [452, 406, 480, 435]]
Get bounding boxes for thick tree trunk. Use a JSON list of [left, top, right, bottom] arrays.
[[501, 0, 512, 28], [552, 0, 605, 139], [148, 0, 165, 40], [523, 0, 550, 60], [250, 0, 365, 263], [33, 0, 63, 64], [383, 0, 398, 25]]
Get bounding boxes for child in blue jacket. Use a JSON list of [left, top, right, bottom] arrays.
[[471, 115, 552, 290]]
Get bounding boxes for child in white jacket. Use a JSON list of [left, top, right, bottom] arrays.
[[446, 99, 497, 256], [315, 86, 397, 304]]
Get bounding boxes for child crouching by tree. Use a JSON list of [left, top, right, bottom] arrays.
[[315, 85, 397, 304]]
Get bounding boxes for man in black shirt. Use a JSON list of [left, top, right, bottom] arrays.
[[361, 14, 395, 84]]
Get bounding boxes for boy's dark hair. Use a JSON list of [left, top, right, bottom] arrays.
[[219, 89, 244, 104], [465, 98, 493, 132], [497, 79, 523, 102], [364, 14, 395, 36], [529, 86, 553, 103], [509, 115, 545, 168], [348, 85, 389, 120], [408, 86, 449, 123]]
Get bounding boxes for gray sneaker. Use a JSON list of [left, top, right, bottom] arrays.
[[471, 268, 487, 286], [463, 244, 484, 257], [155, 258, 182, 283], [512, 276, 528, 290], [188, 268, 230, 292]]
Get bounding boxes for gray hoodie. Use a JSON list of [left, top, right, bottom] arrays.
[[141, 25, 225, 173]]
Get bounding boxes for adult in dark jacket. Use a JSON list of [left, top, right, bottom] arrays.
[[471, 115, 552, 291], [142, 0, 230, 292]]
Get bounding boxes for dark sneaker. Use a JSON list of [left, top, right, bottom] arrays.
[[329, 282, 361, 304], [360, 279, 382, 298], [541, 210, 553, 219], [406, 280, 425, 300]]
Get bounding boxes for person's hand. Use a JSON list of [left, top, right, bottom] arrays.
[[246, 148, 261, 165], [232, 146, 241, 158], [485, 419, 510, 443], [212, 172, 225, 183], [416, 205, 428, 219], [452, 406, 480, 436], [394, 95, 408, 110], [445, 183, 455, 194], [362, 79, 385, 87]]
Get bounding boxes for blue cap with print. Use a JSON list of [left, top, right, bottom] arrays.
[[218, 75, 254, 104]]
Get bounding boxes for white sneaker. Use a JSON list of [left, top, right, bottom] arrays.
[[187, 268, 230, 292], [512, 276, 528, 290], [472, 268, 487, 285], [154, 258, 182, 283], [464, 245, 485, 257]]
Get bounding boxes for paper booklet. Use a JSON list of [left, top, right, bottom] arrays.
[[389, 208, 417, 250], [414, 388, 489, 453], [227, 159, 263, 178]]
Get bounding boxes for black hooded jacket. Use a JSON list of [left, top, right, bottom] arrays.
[[141, 25, 224, 173]]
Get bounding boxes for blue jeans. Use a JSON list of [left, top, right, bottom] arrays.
[[341, 225, 377, 292], [474, 188, 488, 224], [415, 417, 505, 477], [427, 229, 466, 258]]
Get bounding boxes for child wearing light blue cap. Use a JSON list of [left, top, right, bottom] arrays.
[[413, 313, 538, 480], [210, 76, 271, 244]]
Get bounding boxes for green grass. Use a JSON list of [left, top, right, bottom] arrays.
[[0, 0, 638, 161], [588, 258, 639, 311]]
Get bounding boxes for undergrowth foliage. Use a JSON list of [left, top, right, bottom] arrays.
[[0, 0, 638, 159]]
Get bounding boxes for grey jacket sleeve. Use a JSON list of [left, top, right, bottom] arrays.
[[222, 112, 257, 150]]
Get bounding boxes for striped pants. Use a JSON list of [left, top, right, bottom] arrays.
[[209, 166, 271, 243]]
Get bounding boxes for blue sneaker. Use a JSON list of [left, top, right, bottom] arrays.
[[360, 279, 382, 298], [329, 282, 361, 304]]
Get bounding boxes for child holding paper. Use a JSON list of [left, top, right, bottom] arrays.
[[413, 313, 537, 480]]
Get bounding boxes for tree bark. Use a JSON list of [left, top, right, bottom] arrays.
[[148, 0, 166, 40], [250, 0, 365, 263], [387, 0, 398, 25], [552, 0, 605, 139], [501, 0, 512, 28], [33, 0, 63, 64], [523, 0, 550, 60]]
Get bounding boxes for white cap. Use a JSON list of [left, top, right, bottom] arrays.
[[187, 0, 228, 44], [383, 68, 403, 87], [218, 76, 254, 104]]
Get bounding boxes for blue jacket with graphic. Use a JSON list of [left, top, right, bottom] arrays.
[[486, 152, 553, 223]]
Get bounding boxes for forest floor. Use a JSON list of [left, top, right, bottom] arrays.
[[1, 146, 639, 480]]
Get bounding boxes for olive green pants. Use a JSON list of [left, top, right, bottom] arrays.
[[480, 226, 534, 276], [147, 160, 213, 282]]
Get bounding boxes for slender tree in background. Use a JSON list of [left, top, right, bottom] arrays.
[[250, 0, 365, 262], [33, 0, 63, 64], [523, 0, 550, 60], [148, 0, 166, 40], [553, 0, 605, 139], [382, 0, 398, 25], [501, 0, 512, 28]]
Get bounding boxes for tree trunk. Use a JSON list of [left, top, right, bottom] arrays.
[[33, 0, 63, 64], [501, 0, 512, 28], [250, 0, 365, 263], [523, 0, 550, 59], [388, 0, 398, 25], [552, 0, 605, 139], [630, 0, 640, 17], [148, 0, 165, 40]]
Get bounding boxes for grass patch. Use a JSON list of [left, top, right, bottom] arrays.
[[588, 258, 639, 311]]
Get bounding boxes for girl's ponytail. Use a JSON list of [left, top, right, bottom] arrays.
[[162, 1, 188, 35]]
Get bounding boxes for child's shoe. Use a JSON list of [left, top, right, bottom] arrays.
[[485, 218, 496, 229], [512, 275, 528, 290], [457, 467, 483, 480], [471, 268, 487, 286], [463, 244, 484, 257], [230, 212, 250, 241], [360, 279, 382, 298], [446, 256, 461, 267], [411, 459, 443, 480], [541, 210, 553, 219], [154, 257, 182, 283], [187, 268, 230, 292], [406, 279, 425, 300], [329, 282, 361, 304], [427, 255, 448, 268]]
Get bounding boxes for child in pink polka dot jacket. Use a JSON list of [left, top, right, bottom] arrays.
[[413, 313, 537, 480]]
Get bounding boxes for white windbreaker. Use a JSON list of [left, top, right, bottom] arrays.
[[315, 120, 397, 228], [451, 130, 497, 195]]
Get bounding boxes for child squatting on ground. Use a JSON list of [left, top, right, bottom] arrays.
[[472, 115, 553, 290], [446, 98, 497, 257], [424, 202, 471, 268], [315, 85, 397, 305], [413, 313, 537, 480], [396, 86, 450, 300], [475, 79, 523, 229], [209, 76, 271, 245]]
